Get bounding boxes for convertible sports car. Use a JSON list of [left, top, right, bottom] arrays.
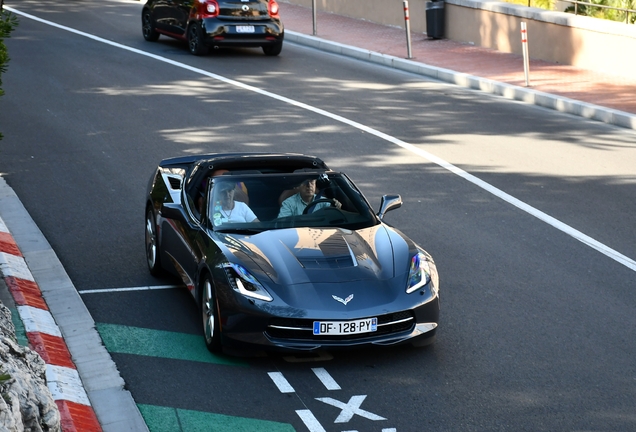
[[145, 153, 440, 353], [141, 0, 284, 56]]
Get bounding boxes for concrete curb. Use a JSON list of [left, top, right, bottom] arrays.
[[0, 177, 149, 432], [285, 30, 636, 131], [0, 220, 101, 431]]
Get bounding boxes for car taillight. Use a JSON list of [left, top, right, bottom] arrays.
[[201, 0, 219, 18], [269, 0, 280, 18]]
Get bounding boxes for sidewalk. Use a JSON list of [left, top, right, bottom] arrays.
[[279, 1, 636, 130], [0, 177, 148, 432]]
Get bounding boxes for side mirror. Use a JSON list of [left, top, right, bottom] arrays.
[[377, 194, 402, 220]]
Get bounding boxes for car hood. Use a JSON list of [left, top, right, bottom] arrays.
[[216, 225, 415, 311]]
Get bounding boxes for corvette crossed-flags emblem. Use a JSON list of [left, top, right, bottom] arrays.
[[332, 294, 354, 305]]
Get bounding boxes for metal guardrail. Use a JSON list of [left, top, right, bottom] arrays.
[[561, 0, 636, 23]]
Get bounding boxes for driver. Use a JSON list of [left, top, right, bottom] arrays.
[[278, 178, 341, 218]]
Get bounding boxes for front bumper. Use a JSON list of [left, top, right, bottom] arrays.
[[217, 293, 440, 352]]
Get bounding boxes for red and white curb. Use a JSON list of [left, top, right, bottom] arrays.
[[0, 217, 102, 431]]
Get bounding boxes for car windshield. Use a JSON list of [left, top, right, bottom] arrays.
[[207, 172, 378, 232]]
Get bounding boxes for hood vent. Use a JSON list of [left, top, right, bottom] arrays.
[[298, 255, 354, 269], [295, 231, 357, 269]]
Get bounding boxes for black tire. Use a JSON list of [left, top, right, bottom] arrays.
[[262, 41, 283, 56], [188, 22, 208, 56], [145, 207, 164, 276], [201, 274, 222, 353], [142, 9, 160, 42]]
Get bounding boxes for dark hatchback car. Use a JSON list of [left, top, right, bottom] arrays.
[[145, 153, 440, 354], [142, 0, 284, 56]]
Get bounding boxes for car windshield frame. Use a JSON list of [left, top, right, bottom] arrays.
[[204, 172, 379, 233]]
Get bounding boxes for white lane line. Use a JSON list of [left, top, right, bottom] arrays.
[[268, 371, 295, 393], [78, 285, 181, 294], [7, 6, 636, 274], [296, 410, 327, 432], [312, 367, 341, 390]]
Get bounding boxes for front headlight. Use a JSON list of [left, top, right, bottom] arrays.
[[223, 263, 273, 302], [406, 252, 432, 294]]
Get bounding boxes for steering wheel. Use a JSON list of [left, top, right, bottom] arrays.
[[302, 198, 336, 215]]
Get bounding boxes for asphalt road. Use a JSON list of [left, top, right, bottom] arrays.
[[1, 1, 636, 431]]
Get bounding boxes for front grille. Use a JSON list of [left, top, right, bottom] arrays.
[[266, 310, 414, 341]]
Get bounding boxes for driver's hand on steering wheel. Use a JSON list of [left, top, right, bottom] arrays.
[[332, 199, 342, 209]]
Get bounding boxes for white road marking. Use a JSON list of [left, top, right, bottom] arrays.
[[78, 285, 181, 294], [312, 367, 341, 390], [268, 371, 295, 393], [296, 410, 327, 432], [7, 6, 636, 273], [316, 395, 386, 423]]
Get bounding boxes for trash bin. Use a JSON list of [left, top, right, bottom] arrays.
[[426, 0, 445, 39]]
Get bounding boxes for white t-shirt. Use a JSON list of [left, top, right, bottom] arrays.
[[213, 201, 257, 225]]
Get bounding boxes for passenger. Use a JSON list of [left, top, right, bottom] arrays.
[[211, 169, 249, 204], [197, 169, 249, 214], [212, 182, 259, 224], [278, 178, 341, 218]]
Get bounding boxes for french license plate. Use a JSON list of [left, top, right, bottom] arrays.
[[313, 317, 377, 335], [236, 25, 255, 33]]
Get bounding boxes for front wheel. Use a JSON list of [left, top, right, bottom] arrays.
[[262, 41, 283, 56], [145, 208, 164, 276], [201, 275, 222, 353], [142, 10, 160, 42], [188, 22, 208, 56]]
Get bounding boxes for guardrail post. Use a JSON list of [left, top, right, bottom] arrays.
[[403, 0, 413, 59], [312, 0, 317, 35], [521, 22, 530, 87]]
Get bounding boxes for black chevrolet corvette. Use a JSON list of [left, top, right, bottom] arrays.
[[145, 153, 440, 353]]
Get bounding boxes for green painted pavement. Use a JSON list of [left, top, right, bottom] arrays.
[[96, 323, 247, 366], [138, 404, 296, 432], [11, 307, 28, 346]]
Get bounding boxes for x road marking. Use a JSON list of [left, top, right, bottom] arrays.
[[316, 395, 387, 423]]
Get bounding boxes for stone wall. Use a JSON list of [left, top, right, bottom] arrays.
[[0, 301, 60, 432]]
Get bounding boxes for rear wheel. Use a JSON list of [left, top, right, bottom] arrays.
[[145, 207, 163, 276], [201, 275, 222, 353], [262, 41, 283, 56], [188, 22, 208, 56], [142, 9, 160, 42]]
